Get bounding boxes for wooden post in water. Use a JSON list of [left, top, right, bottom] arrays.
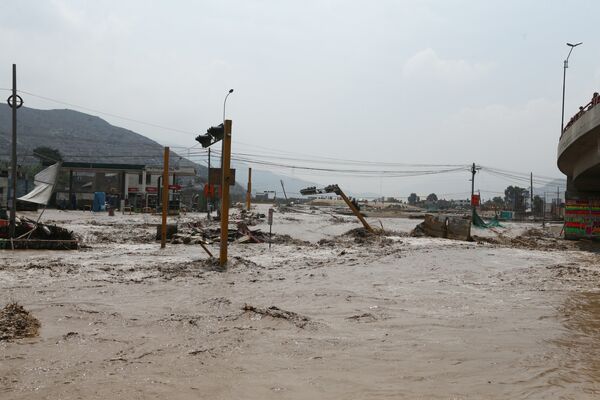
[[219, 120, 232, 267]]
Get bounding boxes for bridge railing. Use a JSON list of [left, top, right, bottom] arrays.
[[563, 92, 600, 135]]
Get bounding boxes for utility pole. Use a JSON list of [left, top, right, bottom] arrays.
[[470, 162, 477, 219], [280, 179, 288, 201], [219, 120, 232, 267], [542, 192, 546, 227], [246, 167, 252, 211], [207, 147, 211, 218], [530, 172, 534, 217], [160, 147, 170, 248], [7, 64, 22, 238]]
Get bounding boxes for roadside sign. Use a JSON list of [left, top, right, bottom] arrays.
[[268, 208, 274, 249], [204, 184, 215, 198], [209, 168, 236, 186]]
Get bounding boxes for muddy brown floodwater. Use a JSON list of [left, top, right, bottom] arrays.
[[1, 206, 600, 399]]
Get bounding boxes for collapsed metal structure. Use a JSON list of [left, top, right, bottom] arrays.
[[300, 184, 375, 234]]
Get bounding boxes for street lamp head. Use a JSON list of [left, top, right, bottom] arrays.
[[567, 42, 583, 47], [223, 89, 234, 121]]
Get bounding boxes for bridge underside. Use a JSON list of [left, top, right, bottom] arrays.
[[558, 102, 600, 239], [568, 165, 600, 194]]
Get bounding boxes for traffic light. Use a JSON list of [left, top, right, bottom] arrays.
[[300, 186, 318, 195], [195, 123, 225, 148], [207, 124, 224, 141], [195, 133, 213, 148]]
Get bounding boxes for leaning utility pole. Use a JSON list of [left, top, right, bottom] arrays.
[[280, 179, 288, 201], [7, 64, 22, 238], [219, 120, 232, 267]]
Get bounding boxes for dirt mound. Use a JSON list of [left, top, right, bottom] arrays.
[[342, 227, 380, 244], [271, 234, 311, 246], [0, 303, 41, 341], [343, 227, 372, 238]]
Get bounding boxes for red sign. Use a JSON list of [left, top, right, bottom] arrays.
[[204, 184, 215, 198], [146, 187, 158, 193], [128, 187, 139, 193], [168, 184, 181, 191], [471, 194, 480, 206]]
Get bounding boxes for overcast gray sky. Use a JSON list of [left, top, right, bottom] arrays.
[[1, 0, 598, 199]]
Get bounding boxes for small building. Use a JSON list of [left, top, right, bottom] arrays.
[[55, 162, 197, 210]]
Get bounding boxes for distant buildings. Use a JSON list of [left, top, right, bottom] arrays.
[[0, 162, 197, 211]]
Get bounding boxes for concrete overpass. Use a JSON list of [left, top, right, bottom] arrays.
[[557, 93, 600, 239]]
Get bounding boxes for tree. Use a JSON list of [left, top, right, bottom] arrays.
[[492, 196, 504, 208], [408, 193, 419, 206], [437, 199, 450, 210], [504, 186, 527, 211], [426, 193, 438, 202], [33, 146, 63, 166]]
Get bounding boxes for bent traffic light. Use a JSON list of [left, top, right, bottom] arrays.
[[300, 186, 318, 196], [195, 123, 225, 148], [207, 124, 224, 141], [195, 134, 213, 148]]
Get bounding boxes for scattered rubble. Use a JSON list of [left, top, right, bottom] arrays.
[[155, 224, 178, 240], [0, 302, 41, 341], [0, 216, 75, 241], [474, 232, 573, 251], [270, 234, 311, 246], [0, 216, 78, 250], [411, 214, 472, 241]]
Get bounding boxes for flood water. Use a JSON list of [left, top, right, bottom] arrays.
[[1, 209, 600, 399]]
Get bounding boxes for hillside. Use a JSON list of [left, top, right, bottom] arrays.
[[0, 104, 198, 170], [0, 105, 323, 197]]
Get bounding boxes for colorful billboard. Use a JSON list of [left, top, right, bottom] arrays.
[[564, 198, 600, 239]]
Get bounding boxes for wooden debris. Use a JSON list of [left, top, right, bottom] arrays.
[[242, 304, 310, 328]]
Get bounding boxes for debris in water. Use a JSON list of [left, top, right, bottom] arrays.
[[0, 302, 41, 341], [346, 313, 378, 323], [411, 214, 471, 241], [242, 304, 310, 328]]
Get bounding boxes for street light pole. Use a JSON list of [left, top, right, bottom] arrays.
[[561, 42, 582, 134], [219, 89, 233, 217], [220, 89, 234, 170], [223, 89, 234, 123]]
